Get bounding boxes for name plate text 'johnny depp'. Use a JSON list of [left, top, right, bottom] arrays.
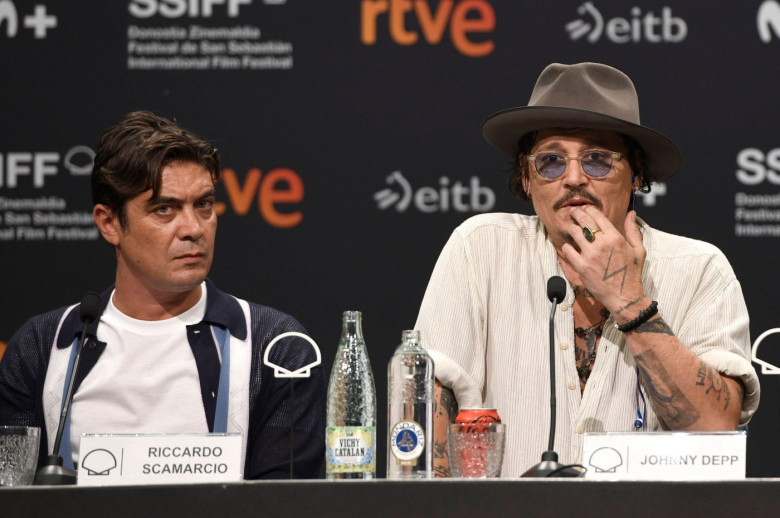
[[582, 431, 745, 480]]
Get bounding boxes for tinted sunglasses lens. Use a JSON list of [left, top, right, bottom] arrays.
[[582, 153, 613, 177], [535, 154, 565, 179]]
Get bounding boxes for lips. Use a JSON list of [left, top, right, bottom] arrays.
[[562, 198, 591, 208], [553, 190, 602, 211], [175, 252, 206, 261]]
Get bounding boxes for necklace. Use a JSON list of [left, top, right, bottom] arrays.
[[574, 307, 610, 385]]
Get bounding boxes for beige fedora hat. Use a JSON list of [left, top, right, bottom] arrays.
[[482, 62, 681, 180]]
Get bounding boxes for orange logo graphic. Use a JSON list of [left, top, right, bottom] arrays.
[[215, 168, 304, 228], [361, 0, 496, 57]]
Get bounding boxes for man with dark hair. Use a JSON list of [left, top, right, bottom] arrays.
[[416, 63, 760, 477], [0, 111, 325, 479]]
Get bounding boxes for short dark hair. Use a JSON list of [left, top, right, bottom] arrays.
[[509, 131, 655, 201], [91, 110, 220, 227]]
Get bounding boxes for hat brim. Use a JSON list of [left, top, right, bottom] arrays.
[[481, 106, 681, 181]]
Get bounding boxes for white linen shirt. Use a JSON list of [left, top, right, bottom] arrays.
[[414, 213, 760, 478]]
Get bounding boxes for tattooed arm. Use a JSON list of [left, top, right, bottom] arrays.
[[432, 380, 459, 477], [561, 207, 743, 430], [626, 313, 743, 430]]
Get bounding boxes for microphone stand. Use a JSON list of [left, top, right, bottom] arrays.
[[34, 292, 101, 485], [522, 278, 583, 478]]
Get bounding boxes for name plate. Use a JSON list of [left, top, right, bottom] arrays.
[[582, 431, 745, 481], [77, 433, 243, 486]]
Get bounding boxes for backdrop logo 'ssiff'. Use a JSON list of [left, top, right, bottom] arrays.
[[566, 2, 687, 44], [0, 0, 57, 39], [360, 0, 496, 57], [128, 0, 254, 18], [758, 0, 780, 42], [374, 170, 494, 213], [0, 146, 94, 188]]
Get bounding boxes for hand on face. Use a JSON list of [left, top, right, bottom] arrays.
[[560, 206, 648, 313]]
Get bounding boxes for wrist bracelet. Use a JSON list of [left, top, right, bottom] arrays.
[[615, 300, 658, 333]]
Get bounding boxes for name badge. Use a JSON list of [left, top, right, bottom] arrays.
[[582, 431, 746, 481], [77, 433, 243, 486]]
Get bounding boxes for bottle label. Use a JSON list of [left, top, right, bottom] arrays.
[[326, 426, 375, 473], [389, 420, 425, 465]]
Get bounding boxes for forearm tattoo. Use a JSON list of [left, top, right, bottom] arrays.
[[635, 350, 701, 428], [433, 385, 458, 478], [634, 317, 675, 335], [695, 360, 732, 411]]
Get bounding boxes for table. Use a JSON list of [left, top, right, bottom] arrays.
[[2, 478, 779, 517]]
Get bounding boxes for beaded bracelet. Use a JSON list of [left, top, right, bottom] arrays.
[[615, 300, 658, 333]]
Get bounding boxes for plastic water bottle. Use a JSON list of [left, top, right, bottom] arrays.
[[387, 329, 434, 479], [326, 311, 376, 479]]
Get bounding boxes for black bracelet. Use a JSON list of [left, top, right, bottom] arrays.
[[615, 300, 658, 332]]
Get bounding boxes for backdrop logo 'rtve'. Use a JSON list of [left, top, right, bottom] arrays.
[[215, 168, 304, 228], [566, 2, 687, 43], [361, 0, 496, 57]]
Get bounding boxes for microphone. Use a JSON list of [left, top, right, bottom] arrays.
[[34, 292, 101, 486], [522, 276, 582, 477]]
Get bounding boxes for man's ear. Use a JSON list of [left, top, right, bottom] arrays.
[[521, 159, 531, 197], [93, 204, 121, 246], [631, 160, 645, 191]]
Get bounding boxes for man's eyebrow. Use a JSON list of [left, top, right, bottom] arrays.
[[146, 188, 216, 207]]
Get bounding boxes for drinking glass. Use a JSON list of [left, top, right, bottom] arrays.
[[0, 426, 41, 486]]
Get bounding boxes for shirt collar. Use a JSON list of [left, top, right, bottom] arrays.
[[56, 278, 247, 349]]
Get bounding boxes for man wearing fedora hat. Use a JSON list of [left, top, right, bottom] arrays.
[[415, 62, 759, 477]]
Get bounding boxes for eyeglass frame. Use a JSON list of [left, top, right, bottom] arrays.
[[526, 149, 624, 180]]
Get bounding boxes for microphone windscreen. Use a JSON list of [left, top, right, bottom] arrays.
[[547, 276, 567, 304], [79, 292, 102, 323]]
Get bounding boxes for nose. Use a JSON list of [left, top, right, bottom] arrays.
[[177, 207, 205, 241], [561, 156, 589, 188]]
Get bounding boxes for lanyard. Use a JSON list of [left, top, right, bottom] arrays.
[[59, 325, 231, 469]]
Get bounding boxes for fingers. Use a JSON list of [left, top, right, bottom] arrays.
[[624, 211, 643, 249], [564, 206, 613, 251], [569, 205, 615, 235]]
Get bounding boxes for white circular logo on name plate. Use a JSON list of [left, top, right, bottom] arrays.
[[390, 420, 425, 461]]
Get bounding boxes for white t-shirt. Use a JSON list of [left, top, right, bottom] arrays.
[[70, 285, 210, 461]]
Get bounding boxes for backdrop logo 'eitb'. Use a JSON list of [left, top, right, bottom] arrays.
[[373, 170, 495, 214], [566, 2, 687, 44], [361, 0, 496, 57]]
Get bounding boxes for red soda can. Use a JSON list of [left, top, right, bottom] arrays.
[[455, 408, 501, 432]]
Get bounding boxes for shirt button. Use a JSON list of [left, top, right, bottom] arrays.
[[577, 425, 585, 434], [560, 303, 569, 312], [560, 342, 569, 350], [567, 381, 576, 390]]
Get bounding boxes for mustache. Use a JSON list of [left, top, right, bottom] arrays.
[[553, 189, 603, 211]]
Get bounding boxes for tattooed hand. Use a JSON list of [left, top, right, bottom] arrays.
[[560, 207, 647, 315], [432, 381, 458, 478]]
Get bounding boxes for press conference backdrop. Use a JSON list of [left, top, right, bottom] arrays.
[[1, 1, 778, 477]]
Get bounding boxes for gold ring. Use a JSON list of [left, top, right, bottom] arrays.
[[583, 226, 601, 243]]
